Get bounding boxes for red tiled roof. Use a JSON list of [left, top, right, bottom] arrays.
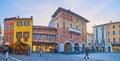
[[52, 7, 89, 22]]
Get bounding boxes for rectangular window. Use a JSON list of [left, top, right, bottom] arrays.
[[4, 35, 8, 40], [10, 34, 14, 40], [36, 34, 42, 40], [24, 21, 29, 26], [57, 23, 59, 28], [17, 21, 22, 26], [119, 25, 120, 28], [113, 31, 116, 35], [69, 33, 72, 39], [113, 38, 116, 44], [46, 35, 55, 40], [16, 32, 22, 42], [108, 38, 110, 42], [4, 26, 8, 30], [63, 21, 65, 28], [23, 32, 29, 41], [11, 25, 14, 30], [108, 26, 110, 30], [119, 30, 120, 35], [108, 32, 110, 36], [119, 37, 120, 43], [113, 25, 115, 29]]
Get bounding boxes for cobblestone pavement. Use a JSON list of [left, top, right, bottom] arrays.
[[0, 53, 105, 61]]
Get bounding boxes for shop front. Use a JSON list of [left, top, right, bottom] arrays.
[[33, 42, 59, 53]]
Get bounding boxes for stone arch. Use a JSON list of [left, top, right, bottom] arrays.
[[64, 41, 73, 52]]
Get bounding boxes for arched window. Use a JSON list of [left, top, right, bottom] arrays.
[[70, 24, 72, 28]]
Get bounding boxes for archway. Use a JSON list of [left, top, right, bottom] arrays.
[[74, 43, 79, 52], [108, 46, 111, 52], [64, 42, 71, 52], [53, 43, 59, 53]]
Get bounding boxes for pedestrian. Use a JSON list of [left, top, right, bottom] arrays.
[[5, 46, 9, 60], [84, 46, 90, 59], [39, 48, 43, 56]]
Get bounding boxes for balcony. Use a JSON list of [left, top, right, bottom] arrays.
[[68, 27, 82, 34]]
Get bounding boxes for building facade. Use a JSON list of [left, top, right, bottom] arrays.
[[105, 22, 120, 52], [32, 26, 58, 52], [4, 16, 33, 48], [93, 21, 120, 52], [49, 7, 89, 53], [87, 33, 94, 48], [93, 25, 106, 52]]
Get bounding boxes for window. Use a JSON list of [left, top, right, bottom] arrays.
[[11, 25, 14, 30], [63, 21, 65, 28], [76, 25, 78, 29], [17, 21, 22, 26], [108, 32, 110, 36], [57, 23, 59, 28], [16, 32, 22, 42], [69, 33, 72, 39], [24, 21, 29, 26], [36, 34, 42, 40], [108, 38, 110, 42], [4, 35, 8, 40], [4, 21, 8, 24], [113, 38, 116, 44], [10, 34, 14, 40], [113, 31, 116, 35], [113, 25, 115, 29], [23, 32, 29, 41], [82, 22, 83, 25], [70, 23, 72, 27], [107, 26, 110, 30], [33, 34, 37, 40], [119, 37, 120, 43], [46, 35, 55, 40], [119, 30, 120, 35], [119, 25, 120, 28], [4, 26, 8, 30]]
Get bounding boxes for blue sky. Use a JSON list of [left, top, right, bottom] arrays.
[[0, 0, 120, 34]]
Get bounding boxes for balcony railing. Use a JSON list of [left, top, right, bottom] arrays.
[[68, 27, 82, 34]]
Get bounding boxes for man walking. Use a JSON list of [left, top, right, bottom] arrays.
[[39, 48, 43, 56], [84, 46, 90, 59], [5, 46, 9, 60]]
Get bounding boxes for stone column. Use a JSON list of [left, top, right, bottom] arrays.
[[59, 44, 64, 53]]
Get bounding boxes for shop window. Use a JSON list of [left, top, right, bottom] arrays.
[[23, 32, 29, 42]]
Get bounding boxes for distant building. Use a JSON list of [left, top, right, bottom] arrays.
[[93, 21, 120, 52], [4, 16, 33, 48], [87, 33, 94, 48], [32, 26, 58, 52], [49, 7, 89, 53]]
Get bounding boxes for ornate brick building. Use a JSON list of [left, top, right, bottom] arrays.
[[49, 7, 89, 53]]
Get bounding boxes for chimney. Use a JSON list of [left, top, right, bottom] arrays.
[[31, 16, 33, 19], [110, 20, 112, 23], [18, 16, 20, 18]]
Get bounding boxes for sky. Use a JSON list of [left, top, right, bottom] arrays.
[[0, 0, 120, 34]]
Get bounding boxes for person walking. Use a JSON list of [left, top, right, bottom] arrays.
[[84, 46, 90, 59], [5, 46, 9, 60], [39, 48, 43, 56]]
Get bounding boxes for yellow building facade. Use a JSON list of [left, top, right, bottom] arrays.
[[106, 22, 120, 52], [14, 16, 33, 47]]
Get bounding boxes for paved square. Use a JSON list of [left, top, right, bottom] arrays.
[[1, 53, 120, 61]]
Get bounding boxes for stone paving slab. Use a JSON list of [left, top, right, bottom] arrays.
[[9, 53, 104, 61]]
